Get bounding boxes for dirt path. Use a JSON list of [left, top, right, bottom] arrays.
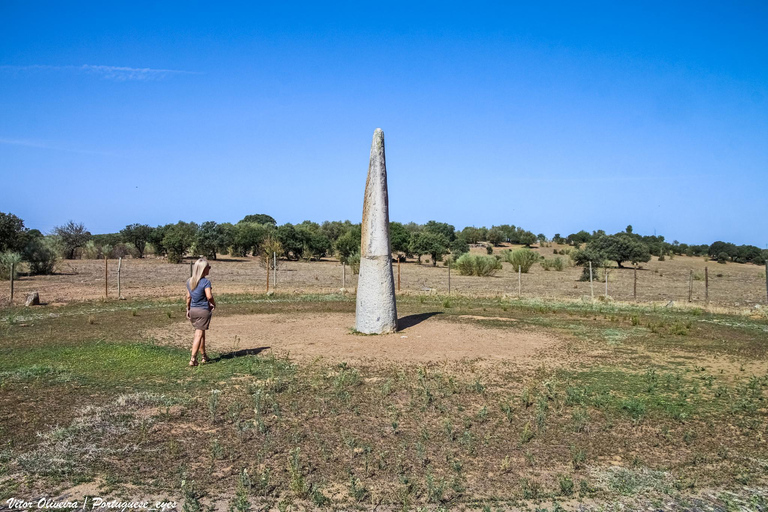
[[146, 312, 559, 364]]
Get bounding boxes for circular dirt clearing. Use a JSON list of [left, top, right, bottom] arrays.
[[147, 312, 560, 364]]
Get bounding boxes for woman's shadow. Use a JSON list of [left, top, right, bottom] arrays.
[[213, 347, 270, 362], [398, 312, 442, 330]]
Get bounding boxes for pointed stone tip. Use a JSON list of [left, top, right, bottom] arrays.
[[374, 128, 384, 138]]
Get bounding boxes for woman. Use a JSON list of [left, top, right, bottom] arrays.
[[185, 257, 216, 366]]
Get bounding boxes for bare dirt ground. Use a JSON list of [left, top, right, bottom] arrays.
[[146, 312, 559, 365], [3, 244, 765, 308]]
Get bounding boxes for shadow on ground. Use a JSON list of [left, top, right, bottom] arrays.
[[398, 312, 442, 330], [214, 347, 270, 362]]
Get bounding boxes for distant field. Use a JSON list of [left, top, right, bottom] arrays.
[[2, 244, 765, 310], [1, 293, 767, 510]]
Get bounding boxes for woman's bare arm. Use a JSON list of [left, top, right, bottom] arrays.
[[185, 287, 192, 318], [205, 287, 216, 310]]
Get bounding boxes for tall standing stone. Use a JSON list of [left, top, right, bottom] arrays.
[[355, 128, 398, 334]]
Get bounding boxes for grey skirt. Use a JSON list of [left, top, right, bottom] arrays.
[[190, 307, 212, 330]]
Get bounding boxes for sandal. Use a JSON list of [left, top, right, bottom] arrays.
[[189, 358, 199, 367], [200, 354, 210, 364]]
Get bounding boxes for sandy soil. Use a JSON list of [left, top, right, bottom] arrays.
[[145, 312, 559, 365], [3, 244, 765, 308]]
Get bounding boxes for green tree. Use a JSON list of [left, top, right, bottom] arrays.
[[518, 230, 537, 247], [450, 236, 470, 257], [0, 212, 28, 253], [276, 223, 305, 260], [193, 221, 221, 260], [409, 232, 449, 266], [460, 226, 482, 244], [423, 220, 455, 241], [487, 228, 504, 246], [120, 224, 152, 258], [590, 233, 651, 268], [232, 222, 270, 257], [239, 214, 276, 226], [334, 226, 361, 264], [148, 224, 170, 256], [708, 241, 737, 261], [389, 221, 412, 258], [53, 221, 91, 259], [162, 221, 197, 263]]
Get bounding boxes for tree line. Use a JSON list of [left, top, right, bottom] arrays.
[[0, 212, 765, 279]]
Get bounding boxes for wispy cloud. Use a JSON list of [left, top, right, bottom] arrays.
[[0, 64, 198, 81], [0, 137, 119, 156]]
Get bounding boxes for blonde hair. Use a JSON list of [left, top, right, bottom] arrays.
[[188, 258, 210, 291]]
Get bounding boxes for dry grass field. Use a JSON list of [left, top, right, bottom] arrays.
[[2, 244, 766, 310]]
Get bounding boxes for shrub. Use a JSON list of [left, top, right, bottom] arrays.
[[81, 241, 101, 259], [112, 243, 139, 259], [486, 244, 493, 255], [348, 252, 360, 274], [540, 257, 565, 271], [502, 249, 538, 273], [455, 253, 502, 276], [0, 251, 22, 280], [717, 252, 729, 264], [23, 237, 57, 275]]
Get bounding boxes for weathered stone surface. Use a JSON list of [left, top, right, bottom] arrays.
[[355, 128, 398, 334], [25, 292, 40, 306]]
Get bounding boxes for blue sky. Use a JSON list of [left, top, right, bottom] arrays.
[[1, 1, 766, 246]]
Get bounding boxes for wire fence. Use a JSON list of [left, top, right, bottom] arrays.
[[3, 254, 768, 311]]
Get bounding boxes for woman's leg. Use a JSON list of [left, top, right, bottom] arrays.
[[200, 330, 207, 358], [191, 329, 203, 361]]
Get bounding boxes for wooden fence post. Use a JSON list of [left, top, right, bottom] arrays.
[[604, 266, 608, 298], [189, 262, 193, 278], [448, 260, 451, 295], [342, 262, 346, 289], [265, 258, 270, 293], [688, 269, 693, 302], [518, 265, 521, 299], [9, 262, 14, 305], [705, 266, 709, 303], [273, 252, 277, 290], [589, 261, 594, 301], [117, 257, 122, 299], [633, 265, 637, 301], [397, 258, 401, 292], [104, 256, 108, 299]]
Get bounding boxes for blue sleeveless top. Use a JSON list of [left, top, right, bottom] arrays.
[[187, 278, 212, 308]]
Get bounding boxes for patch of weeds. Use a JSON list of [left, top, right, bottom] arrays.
[[228, 469, 252, 512], [208, 389, 221, 424], [520, 478, 541, 500], [310, 483, 330, 507], [570, 446, 586, 469], [572, 407, 589, 433], [520, 422, 534, 444], [0, 364, 73, 384], [500, 401, 514, 423], [597, 466, 670, 496], [620, 397, 646, 423], [425, 468, 447, 503], [288, 448, 308, 498], [558, 474, 575, 496]]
